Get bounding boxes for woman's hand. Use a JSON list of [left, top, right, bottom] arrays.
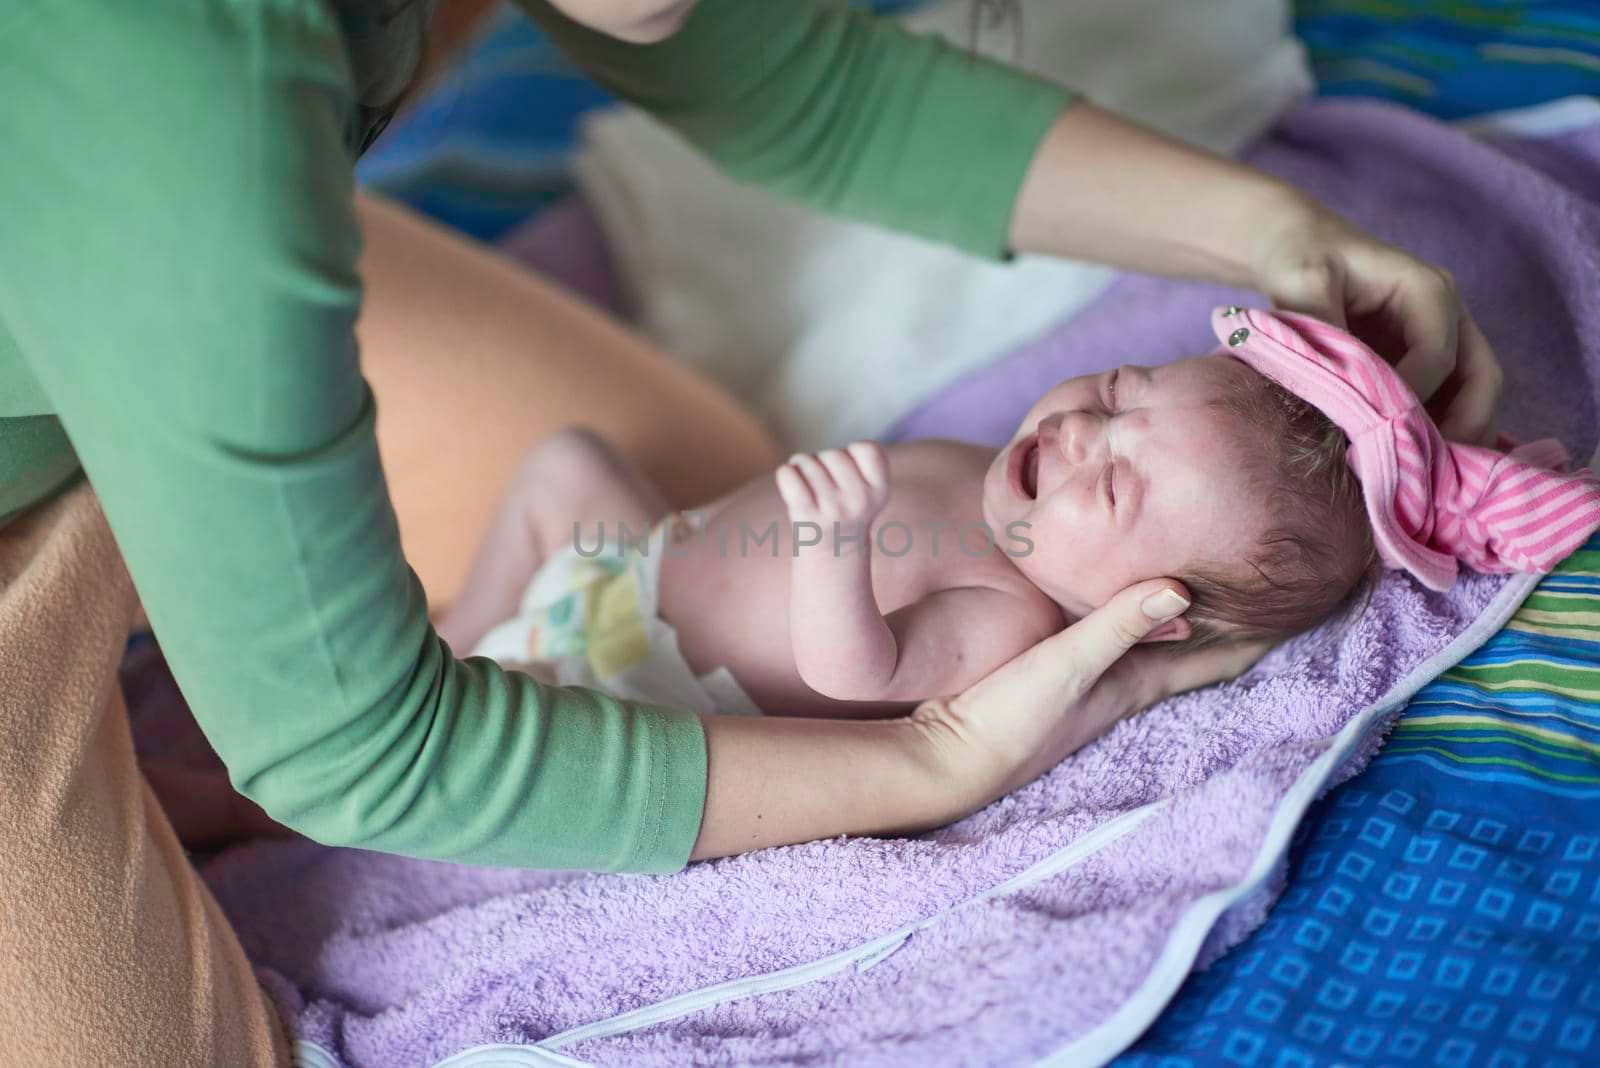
[[1009, 104, 1502, 445], [691, 579, 1263, 860], [1249, 199, 1504, 445], [906, 580, 1262, 808]]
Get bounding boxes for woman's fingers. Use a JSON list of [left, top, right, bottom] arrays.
[[1362, 256, 1502, 444], [1388, 264, 1460, 407], [1256, 208, 1508, 446], [1434, 312, 1503, 446], [917, 579, 1194, 796], [1259, 224, 1504, 446], [1154, 636, 1271, 701]]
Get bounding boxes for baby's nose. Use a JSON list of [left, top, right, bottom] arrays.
[[1057, 411, 1106, 464]]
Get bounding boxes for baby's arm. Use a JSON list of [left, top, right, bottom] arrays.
[[875, 586, 1064, 701], [778, 445, 1056, 703], [778, 444, 895, 699]]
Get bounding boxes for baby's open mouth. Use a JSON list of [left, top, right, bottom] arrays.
[[1009, 434, 1041, 500]]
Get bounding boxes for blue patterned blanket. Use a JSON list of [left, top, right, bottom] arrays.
[[1120, 539, 1600, 1067]]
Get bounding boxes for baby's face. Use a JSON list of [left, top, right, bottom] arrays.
[[982, 355, 1269, 617]]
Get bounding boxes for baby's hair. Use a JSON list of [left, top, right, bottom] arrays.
[[1176, 366, 1378, 650]]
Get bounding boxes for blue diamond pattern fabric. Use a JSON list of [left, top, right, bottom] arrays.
[[1118, 538, 1600, 1067]]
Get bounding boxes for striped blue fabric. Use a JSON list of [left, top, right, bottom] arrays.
[[1297, 1, 1600, 119], [355, 5, 609, 240]]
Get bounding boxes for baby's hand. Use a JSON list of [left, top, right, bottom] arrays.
[[776, 442, 890, 532]]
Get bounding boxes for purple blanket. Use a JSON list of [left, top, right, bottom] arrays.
[[156, 99, 1600, 1067]]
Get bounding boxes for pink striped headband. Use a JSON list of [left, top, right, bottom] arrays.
[[1212, 306, 1600, 592]]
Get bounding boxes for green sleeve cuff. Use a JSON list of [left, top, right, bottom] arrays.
[[628, 702, 710, 874], [0, 416, 81, 526], [898, 52, 1078, 259]]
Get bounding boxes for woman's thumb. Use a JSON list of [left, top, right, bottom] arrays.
[[1105, 581, 1192, 652]]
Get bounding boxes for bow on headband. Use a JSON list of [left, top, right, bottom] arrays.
[[1212, 306, 1600, 592]]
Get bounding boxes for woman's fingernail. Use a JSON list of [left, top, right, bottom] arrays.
[[1142, 589, 1190, 621]]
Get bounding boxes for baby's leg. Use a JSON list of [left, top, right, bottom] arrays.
[[437, 428, 670, 652]]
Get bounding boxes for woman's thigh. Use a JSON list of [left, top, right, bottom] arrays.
[[355, 193, 782, 607], [0, 487, 287, 1067]]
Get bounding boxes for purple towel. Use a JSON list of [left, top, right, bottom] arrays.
[[158, 99, 1600, 1067]]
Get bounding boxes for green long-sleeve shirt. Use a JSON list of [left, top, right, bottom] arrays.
[[0, 0, 1071, 871]]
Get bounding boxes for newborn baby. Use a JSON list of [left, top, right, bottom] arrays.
[[445, 311, 1376, 717], [448, 305, 1600, 717]]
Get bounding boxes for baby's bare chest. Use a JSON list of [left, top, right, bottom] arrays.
[[657, 443, 1025, 639]]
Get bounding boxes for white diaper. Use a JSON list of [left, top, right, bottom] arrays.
[[471, 513, 762, 715]]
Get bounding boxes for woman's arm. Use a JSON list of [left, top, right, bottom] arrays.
[[692, 578, 1243, 858], [1009, 104, 1293, 287], [518, 0, 1073, 258], [1008, 104, 1504, 443], [526, 0, 1500, 442], [1, 1, 705, 872]]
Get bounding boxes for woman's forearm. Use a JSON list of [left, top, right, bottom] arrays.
[[690, 580, 1242, 863], [691, 713, 964, 860], [1008, 103, 1318, 285]]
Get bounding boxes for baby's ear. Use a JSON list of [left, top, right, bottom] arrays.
[[1139, 617, 1193, 644]]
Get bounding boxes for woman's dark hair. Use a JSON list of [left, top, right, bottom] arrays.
[[330, 0, 438, 154]]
